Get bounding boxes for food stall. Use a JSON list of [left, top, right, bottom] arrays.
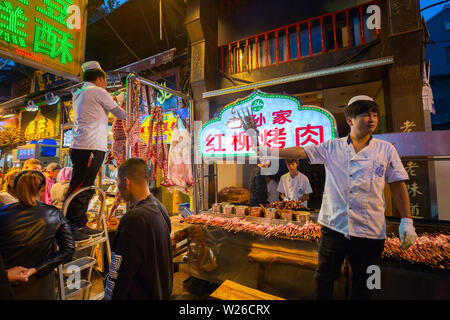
[[81, 73, 197, 267], [180, 90, 450, 300]]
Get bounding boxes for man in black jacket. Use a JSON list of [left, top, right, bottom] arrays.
[[104, 158, 173, 300]]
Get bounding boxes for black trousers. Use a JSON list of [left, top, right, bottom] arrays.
[[314, 226, 385, 300], [65, 149, 105, 229]]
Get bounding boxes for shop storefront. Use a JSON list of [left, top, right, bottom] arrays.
[[179, 0, 450, 300]]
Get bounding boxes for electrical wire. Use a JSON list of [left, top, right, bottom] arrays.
[[421, 0, 450, 11], [93, 6, 141, 61]]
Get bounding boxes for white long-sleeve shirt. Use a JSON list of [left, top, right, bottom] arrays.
[[71, 82, 126, 152]]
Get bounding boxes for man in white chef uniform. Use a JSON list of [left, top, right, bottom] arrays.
[[66, 61, 127, 241], [256, 95, 418, 300], [277, 159, 312, 208]]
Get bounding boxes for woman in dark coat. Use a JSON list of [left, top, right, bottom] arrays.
[[0, 170, 74, 299]]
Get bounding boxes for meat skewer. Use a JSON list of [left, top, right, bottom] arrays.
[[181, 214, 450, 270]]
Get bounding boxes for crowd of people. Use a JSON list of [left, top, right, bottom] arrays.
[[0, 158, 173, 300], [0, 57, 421, 301], [0, 60, 174, 301]]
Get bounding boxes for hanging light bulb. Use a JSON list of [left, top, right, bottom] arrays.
[[25, 100, 39, 112], [45, 92, 60, 105]]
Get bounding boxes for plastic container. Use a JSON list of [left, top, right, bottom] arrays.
[[212, 203, 222, 213], [279, 210, 294, 221], [293, 211, 310, 223], [265, 208, 278, 219], [223, 205, 235, 215], [235, 206, 248, 216], [249, 206, 263, 217]]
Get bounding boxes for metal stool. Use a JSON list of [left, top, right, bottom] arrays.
[[57, 186, 112, 300]]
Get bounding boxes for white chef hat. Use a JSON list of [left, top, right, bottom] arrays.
[[81, 61, 103, 72], [347, 95, 374, 106]]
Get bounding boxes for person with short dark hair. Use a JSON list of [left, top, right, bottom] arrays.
[[83, 68, 107, 83], [249, 161, 270, 206], [258, 95, 417, 300], [277, 159, 312, 207], [0, 170, 74, 299], [66, 61, 127, 241], [103, 158, 173, 300]]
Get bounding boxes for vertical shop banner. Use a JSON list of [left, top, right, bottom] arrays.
[[0, 0, 88, 79], [403, 160, 430, 219], [200, 90, 338, 158]]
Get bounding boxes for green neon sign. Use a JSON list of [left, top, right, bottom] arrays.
[[0, 0, 87, 78]]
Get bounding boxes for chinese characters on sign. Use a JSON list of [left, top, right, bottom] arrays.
[[400, 121, 429, 218], [400, 120, 416, 133], [200, 91, 337, 158], [406, 167, 424, 219], [140, 111, 177, 144], [0, 0, 87, 78], [23, 109, 55, 140]]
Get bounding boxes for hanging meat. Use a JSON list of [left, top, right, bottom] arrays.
[[166, 125, 193, 193], [105, 78, 150, 218], [145, 104, 171, 186]]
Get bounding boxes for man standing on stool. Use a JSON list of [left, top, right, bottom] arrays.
[[66, 61, 126, 241], [258, 95, 417, 299]]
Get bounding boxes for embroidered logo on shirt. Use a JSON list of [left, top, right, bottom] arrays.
[[375, 164, 385, 177]]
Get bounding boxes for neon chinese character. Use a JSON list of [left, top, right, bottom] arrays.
[[0, 1, 28, 47], [232, 132, 253, 152], [405, 161, 419, 177], [296, 125, 324, 146], [260, 128, 286, 148], [400, 120, 416, 133], [36, 0, 73, 28], [407, 182, 423, 198], [410, 203, 420, 217], [272, 110, 292, 125], [33, 17, 73, 64], [252, 113, 266, 127], [206, 133, 226, 153]]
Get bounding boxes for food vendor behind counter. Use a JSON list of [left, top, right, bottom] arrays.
[[277, 159, 312, 208]]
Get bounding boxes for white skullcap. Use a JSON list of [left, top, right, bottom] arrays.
[[81, 61, 102, 72], [347, 95, 374, 106]]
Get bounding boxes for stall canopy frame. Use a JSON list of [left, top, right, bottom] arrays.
[[124, 73, 197, 213]]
